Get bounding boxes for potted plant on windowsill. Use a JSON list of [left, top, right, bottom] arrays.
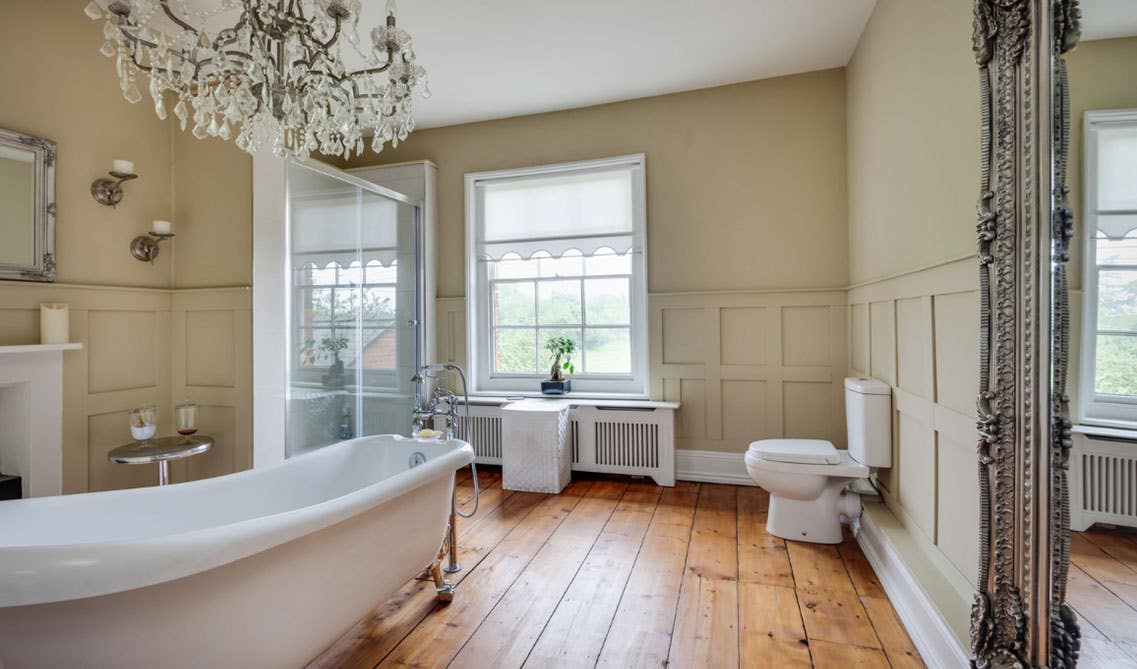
[[542, 335, 575, 395], [320, 335, 349, 389]]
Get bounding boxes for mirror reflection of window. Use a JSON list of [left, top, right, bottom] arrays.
[[0, 144, 36, 267]]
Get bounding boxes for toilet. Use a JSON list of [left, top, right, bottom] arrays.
[[745, 376, 891, 544]]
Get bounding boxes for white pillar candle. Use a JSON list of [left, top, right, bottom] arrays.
[[40, 304, 69, 345], [151, 220, 172, 235], [113, 159, 134, 174]]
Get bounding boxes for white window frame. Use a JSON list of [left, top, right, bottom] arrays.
[[465, 154, 649, 398], [1079, 109, 1137, 429]]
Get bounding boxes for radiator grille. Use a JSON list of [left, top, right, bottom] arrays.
[[595, 421, 659, 469], [1083, 453, 1137, 518], [570, 421, 580, 464], [461, 415, 502, 461]]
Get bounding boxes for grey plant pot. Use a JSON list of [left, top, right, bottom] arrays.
[[540, 380, 571, 395]]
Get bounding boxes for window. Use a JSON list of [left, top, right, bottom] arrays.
[[466, 155, 648, 396], [1080, 111, 1137, 427]]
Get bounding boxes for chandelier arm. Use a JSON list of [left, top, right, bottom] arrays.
[[158, 0, 199, 36]]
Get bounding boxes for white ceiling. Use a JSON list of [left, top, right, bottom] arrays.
[[350, 0, 877, 129], [1081, 0, 1137, 41]]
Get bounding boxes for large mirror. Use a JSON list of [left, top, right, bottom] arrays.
[[0, 128, 56, 282], [972, 1, 1137, 666]]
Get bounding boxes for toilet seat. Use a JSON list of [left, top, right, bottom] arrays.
[[746, 439, 869, 478], [750, 439, 839, 465]]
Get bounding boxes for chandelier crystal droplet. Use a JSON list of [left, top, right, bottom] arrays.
[[86, 0, 427, 159]]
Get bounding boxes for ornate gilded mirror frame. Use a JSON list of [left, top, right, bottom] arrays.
[[970, 1, 1081, 666]]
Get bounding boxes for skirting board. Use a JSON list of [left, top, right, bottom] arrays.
[[675, 450, 755, 486], [856, 511, 971, 668]]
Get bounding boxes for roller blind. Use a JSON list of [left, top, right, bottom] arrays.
[[475, 164, 642, 260]]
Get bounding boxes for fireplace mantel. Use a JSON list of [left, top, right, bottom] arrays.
[[0, 343, 82, 497]]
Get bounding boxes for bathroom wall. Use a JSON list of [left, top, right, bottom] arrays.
[[349, 69, 853, 454], [0, 0, 253, 493], [845, 0, 979, 646]]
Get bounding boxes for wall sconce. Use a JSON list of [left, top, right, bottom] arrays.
[[131, 220, 174, 262], [91, 159, 138, 207]]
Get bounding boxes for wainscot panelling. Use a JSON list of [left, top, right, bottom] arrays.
[[437, 291, 848, 455], [0, 281, 252, 493], [652, 290, 848, 454], [168, 288, 253, 484], [847, 256, 979, 600]]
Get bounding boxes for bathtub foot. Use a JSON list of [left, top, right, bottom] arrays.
[[429, 560, 455, 604]]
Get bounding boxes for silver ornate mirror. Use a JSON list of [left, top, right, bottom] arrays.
[[0, 128, 56, 282]]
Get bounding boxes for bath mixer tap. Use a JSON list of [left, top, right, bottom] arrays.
[[410, 363, 478, 575]]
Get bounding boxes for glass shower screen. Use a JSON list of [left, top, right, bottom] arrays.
[[286, 160, 421, 457]]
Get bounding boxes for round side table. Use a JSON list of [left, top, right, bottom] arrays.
[[108, 435, 213, 486]]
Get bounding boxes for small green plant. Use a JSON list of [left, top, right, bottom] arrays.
[[320, 335, 350, 364], [545, 335, 576, 382], [299, 338, 318, 366]]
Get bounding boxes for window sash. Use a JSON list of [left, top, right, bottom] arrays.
[[1080, 110, 1137, 428], [466, 155, 648, 396]]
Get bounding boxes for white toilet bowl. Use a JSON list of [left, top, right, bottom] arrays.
[[744, 439, 869, 544]]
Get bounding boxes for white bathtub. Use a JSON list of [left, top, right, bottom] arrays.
[[0, 434, 473, 669]]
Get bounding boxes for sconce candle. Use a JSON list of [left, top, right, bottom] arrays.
[[39, 303, 69, 345], [151, 220, 172, 235], [112, 159, 134, 175]]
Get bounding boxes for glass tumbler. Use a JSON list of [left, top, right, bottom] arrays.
[[176, 401, 198, 437], [130, 405, 157, 441]]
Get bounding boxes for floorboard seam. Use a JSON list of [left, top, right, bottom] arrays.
[[592, 483, 668, 667], [663, 483, 703, 666], [518, 480, 633, 668]]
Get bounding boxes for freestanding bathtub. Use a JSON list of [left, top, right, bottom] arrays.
[[0, 434, 473, 669]]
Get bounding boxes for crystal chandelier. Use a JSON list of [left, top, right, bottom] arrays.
[[85, 0, 427, 159]]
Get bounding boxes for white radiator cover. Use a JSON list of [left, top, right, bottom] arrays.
[[1071, 430, 1137, 531], [458, 403, 675, 487]]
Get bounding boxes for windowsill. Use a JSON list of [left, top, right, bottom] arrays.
[[467, 393, 679, 410], [1073, 423, 1137, 442]]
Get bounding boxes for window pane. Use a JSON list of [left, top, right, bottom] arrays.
[[360, 328, 396, 371], [309, 287, 333, 321], [584, 328, 631, 374], [493, 253, 540, 280], [539, 328, 582, 373], [334, 288, 358, 323], [1097, 232, 1137, 265], [341, 262, 362, 286], [363, 287, 396, 320], [538, 280, 582, 324], [1099, 269, 1137, 332], [495, 329, 537, 373], [366, 261, 397, 284], [585, 250, 632, 276], [494, 282, 536, 325], [540, 250, 584, 278], [585, 278, 630, 325], [1095, 334, 1137, 397], [312, 264, 338, 286]]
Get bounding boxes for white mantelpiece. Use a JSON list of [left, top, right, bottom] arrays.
[[0, 343, 81, 498]]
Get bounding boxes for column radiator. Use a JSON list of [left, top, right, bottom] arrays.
[[456, 403, 675, 487], [1071, 430, 1137, 531]]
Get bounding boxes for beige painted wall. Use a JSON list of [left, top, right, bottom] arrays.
[[0, 1, 254, 491], [846, 0, 978, 285], [0, 0, 173, 287], [845, 0, 980, 648], [340, 70, 850, 297]]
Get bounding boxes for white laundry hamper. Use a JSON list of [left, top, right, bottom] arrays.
[[500, 400, 572, 494]]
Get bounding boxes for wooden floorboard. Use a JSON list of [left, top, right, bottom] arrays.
[[1068, 527, 1137, 666], [311, 478, 925, 669]]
